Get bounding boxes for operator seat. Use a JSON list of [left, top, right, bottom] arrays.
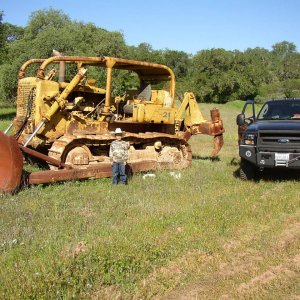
[[137, 83, 151, 101]]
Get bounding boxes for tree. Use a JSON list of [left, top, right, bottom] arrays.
[[1, 8, 300, 104], [272, 41, 297, 58], [0, 9, 129, 102], [272, 41, 299, 81], [2, 23, 24, 43], [0, 11, 5, 63], [128, 43, 163, 63], [187, 49, 238, 102], [162, 49, 190, 78], [25, 8, 71, 39]]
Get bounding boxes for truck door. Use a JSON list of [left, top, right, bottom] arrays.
[[236, 100, 256, 144]]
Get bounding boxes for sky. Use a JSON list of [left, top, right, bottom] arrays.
[[1, 0, 300, 54]]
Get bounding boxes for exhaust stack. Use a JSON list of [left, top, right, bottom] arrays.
[[53, 50, 65, 82]]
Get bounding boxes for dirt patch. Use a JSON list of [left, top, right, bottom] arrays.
[[293, 254, 300, 267], [277, 221, 300, 249], [222, 239, 241, 252], [134, 250, 214, 299], [161, 213, 300, 299], [219, 254, 263, 277]]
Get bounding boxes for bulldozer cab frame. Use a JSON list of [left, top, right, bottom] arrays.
[[33, 56, 176, 108], [17, 56, 179, 133]]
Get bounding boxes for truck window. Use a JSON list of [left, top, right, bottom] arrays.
[[258, 100, 300, 120]]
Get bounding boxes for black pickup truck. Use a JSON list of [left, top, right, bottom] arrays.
[[236, 98, 300, 180]]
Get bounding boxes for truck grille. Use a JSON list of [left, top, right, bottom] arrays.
[[257, 130, 300, 152]]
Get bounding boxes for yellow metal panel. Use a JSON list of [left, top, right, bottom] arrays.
[[132, 104, 145, 122], [151, 90, 174, 107], [35, 80, 60, 123], [41, 112, 67, 141], [144, 105, 175, 124]]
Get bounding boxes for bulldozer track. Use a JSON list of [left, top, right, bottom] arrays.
[[48, 132, 192, 171]]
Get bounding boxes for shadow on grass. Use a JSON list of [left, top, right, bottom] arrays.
[[229, 157, 240, 166], [192, 155, 220, 162], [0, 112, 15, 120], [233, 167, 241, 179], [261, 168, 300, 182], [233, 165, 300, 182]]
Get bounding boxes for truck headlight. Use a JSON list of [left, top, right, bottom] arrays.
[[243, 133, 256, 145]]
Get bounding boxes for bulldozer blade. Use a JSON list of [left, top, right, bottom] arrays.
[[0, 131, 24, 193], [211, 134, 224, 157]]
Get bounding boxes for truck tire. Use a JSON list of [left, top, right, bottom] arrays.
[[240, 158, 256, 180]]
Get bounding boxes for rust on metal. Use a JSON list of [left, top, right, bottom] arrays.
[[0, 131, 23, 193], [210, 107, 220, 122], [211, 134, 224, 157], [18, 59, 45, 79], [19, 145, 72, 169], [28, 163, 112, 184], [28, 157, 188, 186], [28, 160, 163, 185]]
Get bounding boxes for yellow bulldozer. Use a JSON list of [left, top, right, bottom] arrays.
[[0, 55, 224, 193]]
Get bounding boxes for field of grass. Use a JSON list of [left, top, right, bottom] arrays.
[[0, 102, 299, 299]]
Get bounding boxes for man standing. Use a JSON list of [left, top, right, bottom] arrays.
[[109, 128, 129, 185]]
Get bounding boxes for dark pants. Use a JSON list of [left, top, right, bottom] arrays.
[[112, 162, 127, 185]]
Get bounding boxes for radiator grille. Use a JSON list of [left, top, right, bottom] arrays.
[[258, 130, 300, 152], [14, 78, 36, 133]]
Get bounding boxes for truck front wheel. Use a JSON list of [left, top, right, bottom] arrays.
[[240, 158, 256, 180]]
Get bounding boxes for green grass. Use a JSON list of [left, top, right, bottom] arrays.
[[0, 105, 15, 132], [0, 102, 299, 299]]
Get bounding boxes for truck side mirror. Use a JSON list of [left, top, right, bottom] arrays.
[[236, 113, 245, 126]]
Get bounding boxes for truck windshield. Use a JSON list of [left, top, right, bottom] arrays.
[[257, 100, 300, 120]]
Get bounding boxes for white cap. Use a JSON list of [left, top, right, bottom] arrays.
[[115, 128, 122, 134]]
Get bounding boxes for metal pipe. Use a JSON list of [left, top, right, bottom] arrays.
[[53, 50, 65, 82], [37, 56, 106, 79], [19, 144, 72, 169], [45, 67, 87, 121], [4, 123, 13, 134], [104, 69, 112, 113], [103, 58, 116, 113], [23, 118, 46, 147], [18, 59, 45, 79]]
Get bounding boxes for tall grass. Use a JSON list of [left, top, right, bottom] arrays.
[[0, 102, 299, 299]]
